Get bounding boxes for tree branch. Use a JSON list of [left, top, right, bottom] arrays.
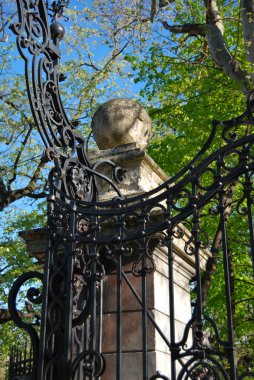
[[161, 21, 206, 36], [241, 0, 254, 82], [205, 0, 253, 94], [0, 157, 46, 211], [27, 192, 48, 199], [234, 297, 254, 306], [192, 182, 237, 318], [0, 308, 35, 324], [204, 23, 253, 95], [8, 123, 33, 189], [161, 3, 253, 95], [74, 40, 130, 119], [0, 6, 17, 42], [234, 278, 254, 286], [204, 0, 224, 33]]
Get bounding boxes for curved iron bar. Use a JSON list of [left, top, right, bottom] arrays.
[[8, 271, 43, 379], [71, 350, 105, 379], [177, 355, 230, 380], [9, 0, 254, 210], [149, 371, 170, 380], [43, 133, 254, 217], [11, 0, 125, 205], [10, 0, 254, 216], [173, 314, 230, 353], [9, 0, 254, 379], [44, 155, 254, 247]]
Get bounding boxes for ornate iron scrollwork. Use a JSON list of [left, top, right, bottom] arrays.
[[8, 0, 254, 379], [8, 271, 43, 379]]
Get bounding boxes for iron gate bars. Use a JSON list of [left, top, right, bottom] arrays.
[[8, 0, 254, 379], [8, 343, 34, 379]]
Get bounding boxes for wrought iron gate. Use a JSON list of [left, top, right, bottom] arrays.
[[7, 1, 254, 379]]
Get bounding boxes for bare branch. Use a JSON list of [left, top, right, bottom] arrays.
[[27, 192, 48, 199], [0, 308, 35, 325], [150, 0, 156, 22], [0, 264, 8, 275], [0, 157, 46, 211], [8, 123, 33, 188], [74, 40, 130, 119], [77, 61, 99, 71], [0, 95, 34, 128], [0, 177, 7, 197], [0, 5, 17, 42]]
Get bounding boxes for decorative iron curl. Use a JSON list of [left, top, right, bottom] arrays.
[[47, 156, 125, 202], [150, 371, 169, 380], [11, 0, 126, 204], [10, 1, 254, 379], [10, 0, 254, 215], [71, 350, 105, 379], [172, 314, 229, 360], [8, 271, 43, 379], [177, 356, 229, 380]]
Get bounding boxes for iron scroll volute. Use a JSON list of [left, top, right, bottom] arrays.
[[149, 371, 169, 380], [70, 350, 106, 379], [8, 271, 43, 379]]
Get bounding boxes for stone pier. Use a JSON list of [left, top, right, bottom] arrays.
[[20, 99, 210, 379], [91, 142, 209, 379]]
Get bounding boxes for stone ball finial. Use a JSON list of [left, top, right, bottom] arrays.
[[91, 98, 152, 150]]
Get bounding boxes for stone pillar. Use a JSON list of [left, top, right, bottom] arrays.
[[89, 142, 209, 379], [20, 99, 210, 379], [20, 144, 209, 379]]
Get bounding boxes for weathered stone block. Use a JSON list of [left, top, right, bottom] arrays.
[[102, 351, 157, 380], [102, 311, 155, 353], [103, 272, 154, 313]]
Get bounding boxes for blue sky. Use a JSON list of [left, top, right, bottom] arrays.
[[0, 0, 147, 243]]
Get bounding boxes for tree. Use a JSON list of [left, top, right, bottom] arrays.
[[0, 0, 254, 373], [0, 0, 150, 364], [124, 0, 254, 369]]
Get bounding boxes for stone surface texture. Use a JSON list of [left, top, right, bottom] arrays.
[[95, 145, 210, 379], [19, 228, 47, 264], [91, 98, 152, 150], [90, 143, 169, 200]]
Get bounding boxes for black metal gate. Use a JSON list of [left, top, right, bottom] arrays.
[[8, 1, 254, 379]]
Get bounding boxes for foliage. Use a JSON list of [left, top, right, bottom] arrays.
[[0, 201, 45, 362], [123, 0, 254, 369], [125, 1, 250, 175], [0, 0, 254, 373]]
